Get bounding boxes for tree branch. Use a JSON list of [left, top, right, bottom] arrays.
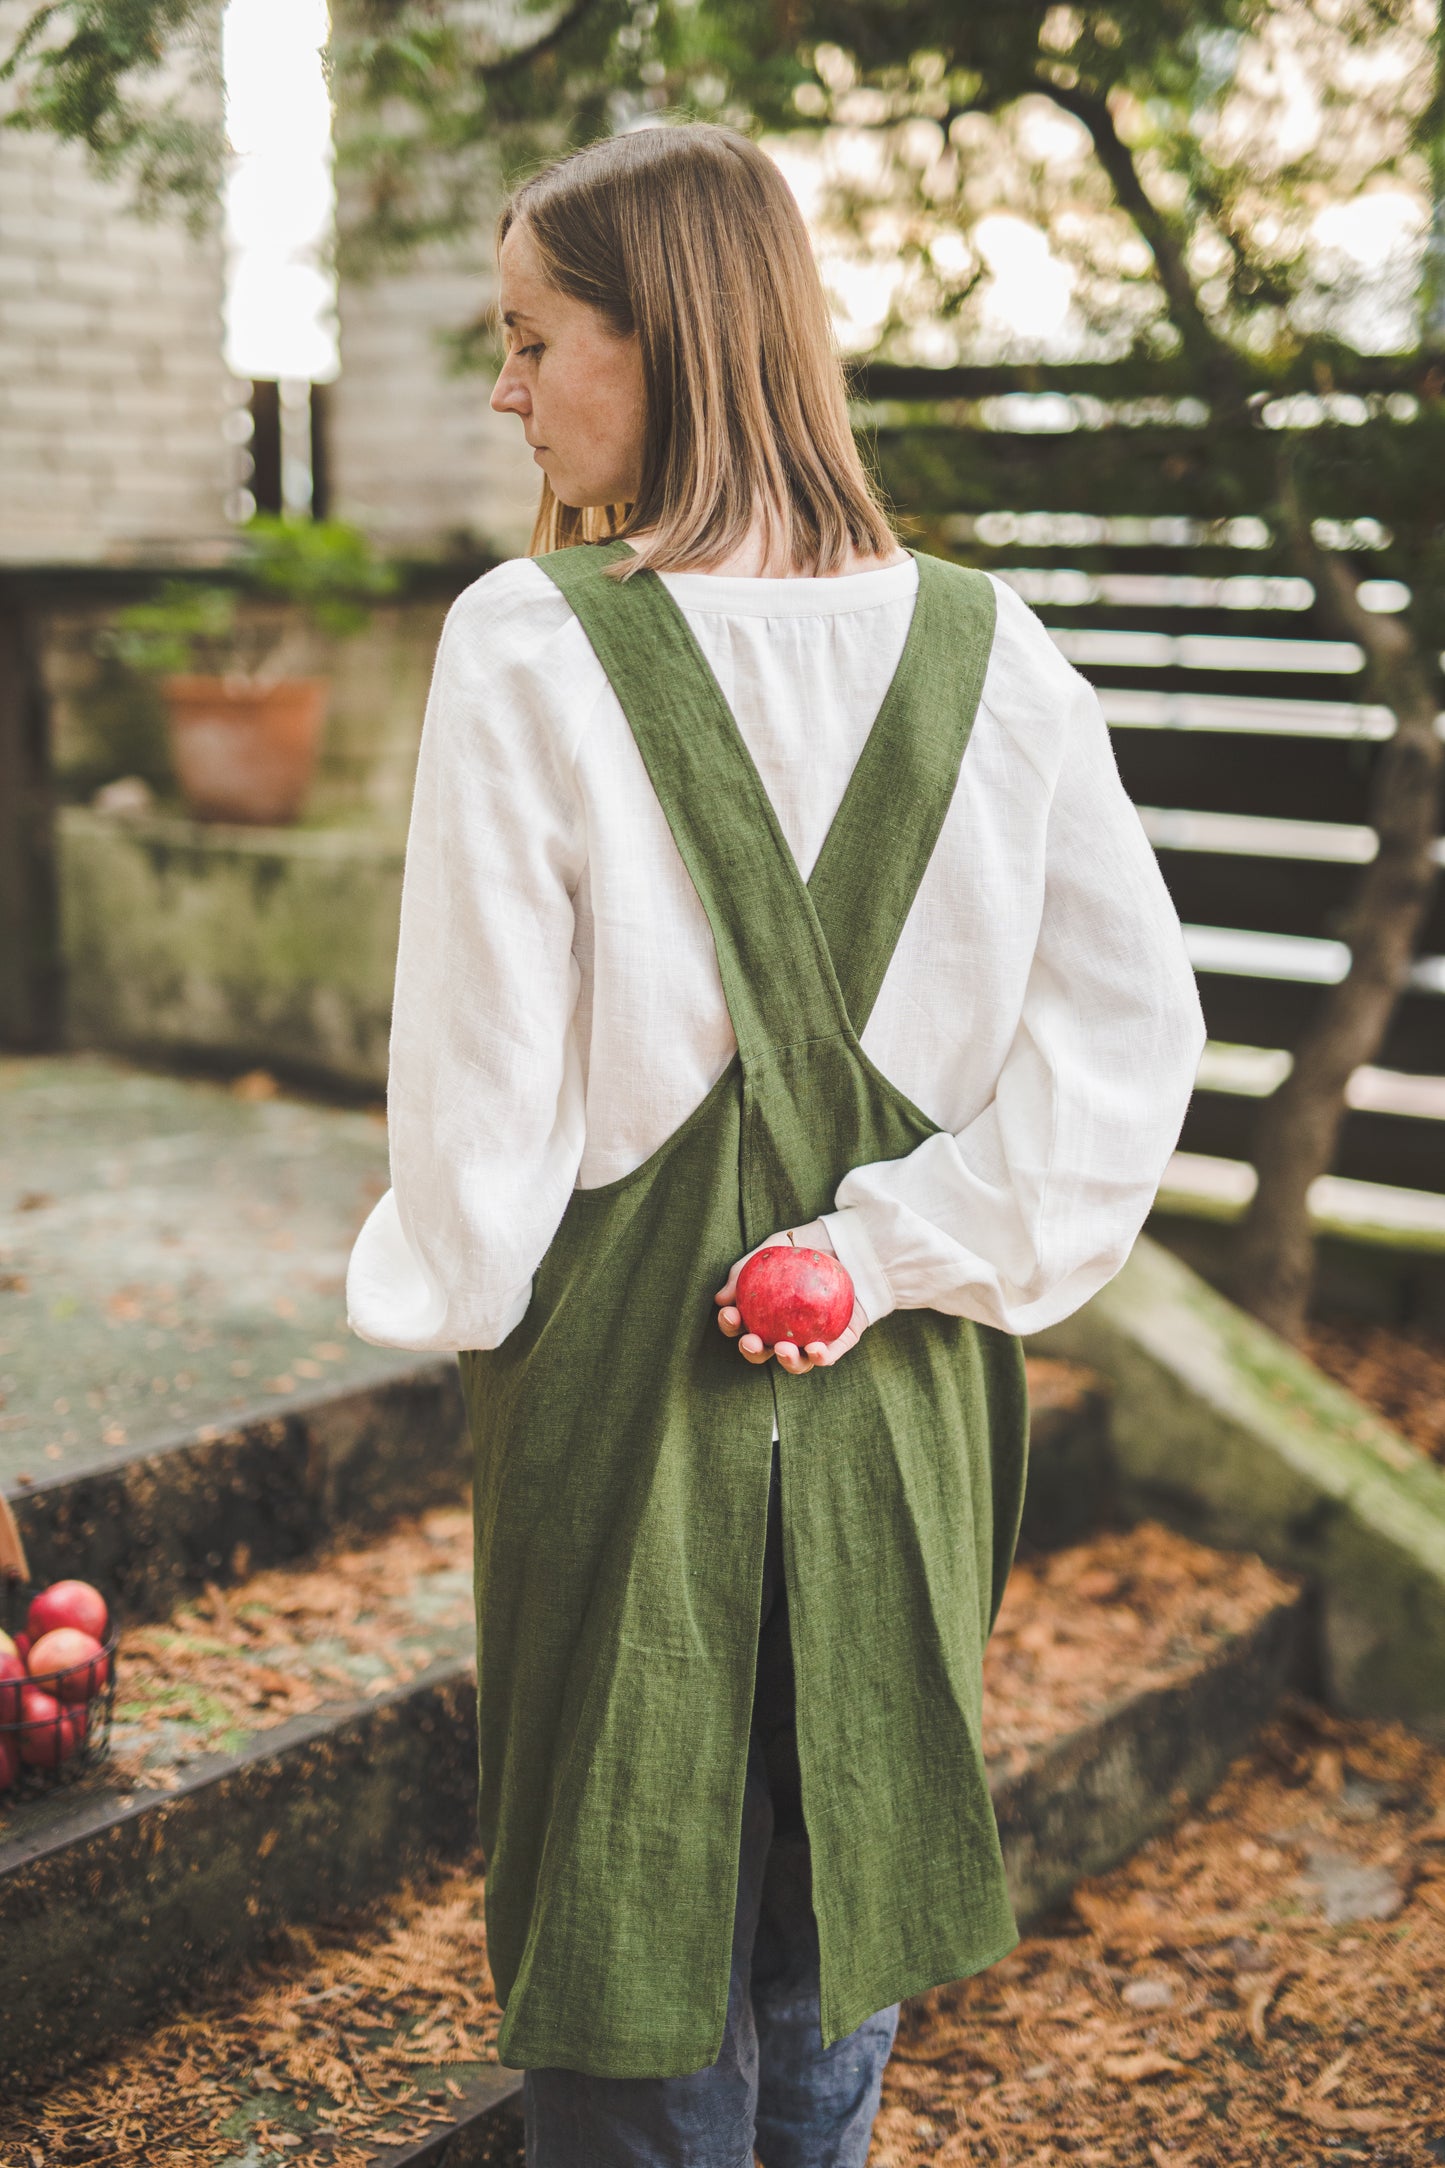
[[1030, 71, 1246, 409], [1225, 452, 1445, 1337], [479, 0, 602, 81]]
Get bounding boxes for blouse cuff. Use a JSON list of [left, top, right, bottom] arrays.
[[346, 1188, 535, 1352], [820, 1206, 896, 1330]]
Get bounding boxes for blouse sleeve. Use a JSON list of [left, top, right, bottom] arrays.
[[821, 647, 1207, 1338], [345, 567, 589, 1352]]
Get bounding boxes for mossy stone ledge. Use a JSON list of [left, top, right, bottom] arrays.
[[1030, 1233, 1445, 1734]]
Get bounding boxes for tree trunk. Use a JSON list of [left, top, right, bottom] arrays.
[[1225, 487, 1444, 1340], [1030, 79, 1444, 1343]]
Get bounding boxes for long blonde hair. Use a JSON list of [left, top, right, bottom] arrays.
[[497, 124, 897, 574]]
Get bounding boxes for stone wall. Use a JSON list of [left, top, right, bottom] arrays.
[[1034, 1234, 1445, 1732], [58, 809, 403, 1091], [0, 0, 239, 565]]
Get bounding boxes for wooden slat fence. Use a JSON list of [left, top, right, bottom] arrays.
[[858, 362, 1445, 1208]]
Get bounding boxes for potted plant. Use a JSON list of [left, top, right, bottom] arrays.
[[110, 518, 398, 825]]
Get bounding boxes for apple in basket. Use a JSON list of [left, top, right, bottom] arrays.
[[0, 1730, 18, 1792], [0, 1646, 25, 1723], [16, 1683, 86, 1768], [28, 1627, 109, 1704], [28, 1579, 108, 1645], [735, 1247, 854, 1350]]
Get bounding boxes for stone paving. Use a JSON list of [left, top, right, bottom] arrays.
[[0, 1054, 413, 1494]]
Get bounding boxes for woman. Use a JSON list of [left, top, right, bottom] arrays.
[[347, 121, 1205, 2168]]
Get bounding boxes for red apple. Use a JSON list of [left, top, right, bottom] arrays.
[[27, 1627, 108, 1703], [28, 1580, 108, 1646], [735, 1246, 855, 1350], [0, 1648, 25, 1723], [13, 1631, 29, 1666], [17, 1683, 84, 1767], [0, 1729, 18, 1791]]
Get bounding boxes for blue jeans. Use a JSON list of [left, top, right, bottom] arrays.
[[523, 1450, 900, 2167]]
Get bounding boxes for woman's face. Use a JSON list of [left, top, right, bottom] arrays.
[[491, 221, 647, 509]]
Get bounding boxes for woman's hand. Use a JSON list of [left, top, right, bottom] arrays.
[[714, 1220, 868, 1374]]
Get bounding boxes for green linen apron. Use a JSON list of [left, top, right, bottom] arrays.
[[458, 539, 1029, 2080]]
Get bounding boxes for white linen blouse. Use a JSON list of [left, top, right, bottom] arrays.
[[345, 552, 1207, 1353]]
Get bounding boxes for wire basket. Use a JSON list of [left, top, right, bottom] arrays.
[[0, 1495, 120, 1797]]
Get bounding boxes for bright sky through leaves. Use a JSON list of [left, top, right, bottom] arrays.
[[218, 5, 1421, 382], [222, 0, 338, 381]]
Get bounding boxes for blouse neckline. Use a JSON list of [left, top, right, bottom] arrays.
[[655, 555, 920, 618]]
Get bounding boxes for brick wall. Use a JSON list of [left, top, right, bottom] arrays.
[[0, 0, 536, 566], [0, 0, 238, 565]]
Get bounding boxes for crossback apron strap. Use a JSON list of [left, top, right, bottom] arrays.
[[536, 539, 995, 1064], [539, 540, 848, 1073], [807, 552, 996, 1036]]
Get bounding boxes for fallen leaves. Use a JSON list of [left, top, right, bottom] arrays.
[[0, 1858, 504, 2166], [983, 1524, 1297, 1776], [1303, 1312, 1445, 1467], [1242, 1965, 1290, 2049], [1310, 2045, 1355, 2099], [1280, 2094, 1414, 2133], [67, 1506, 476, 1791], [1097, 2049, 1188, 2083], [870, 1702, 1445, 2166], [1070, 1885, 1254, 1954]]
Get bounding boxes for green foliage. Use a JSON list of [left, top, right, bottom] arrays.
[[0, 0, 224, 229], [108, 582, 239, 678], [109, 520, 398, 677], [7, 0, 1444, 645], [325, 0, 773, 278], [8, 0, 1435, 378], [238, 514, 400, 639]]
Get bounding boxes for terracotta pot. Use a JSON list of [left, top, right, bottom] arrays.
[[161, 675, 330, 825]]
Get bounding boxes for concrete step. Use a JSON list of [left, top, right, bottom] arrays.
[[6, 1355, 468, 1624], [1017, 1354, 1115, 1550], [0, 1511, 1306, 2105], [987, 1521, 1310, 1925], [214, 2052, 527, 2168], [0, 1053, 471, 1618], [0, 1830, 533, 2160], [0, 1503, 478, 2090], [208, 2052, 526, 2168], [367, 2071, 525, 2168], [205, 2055, 528, 2159], [2, 1353, 1104, 1632]]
